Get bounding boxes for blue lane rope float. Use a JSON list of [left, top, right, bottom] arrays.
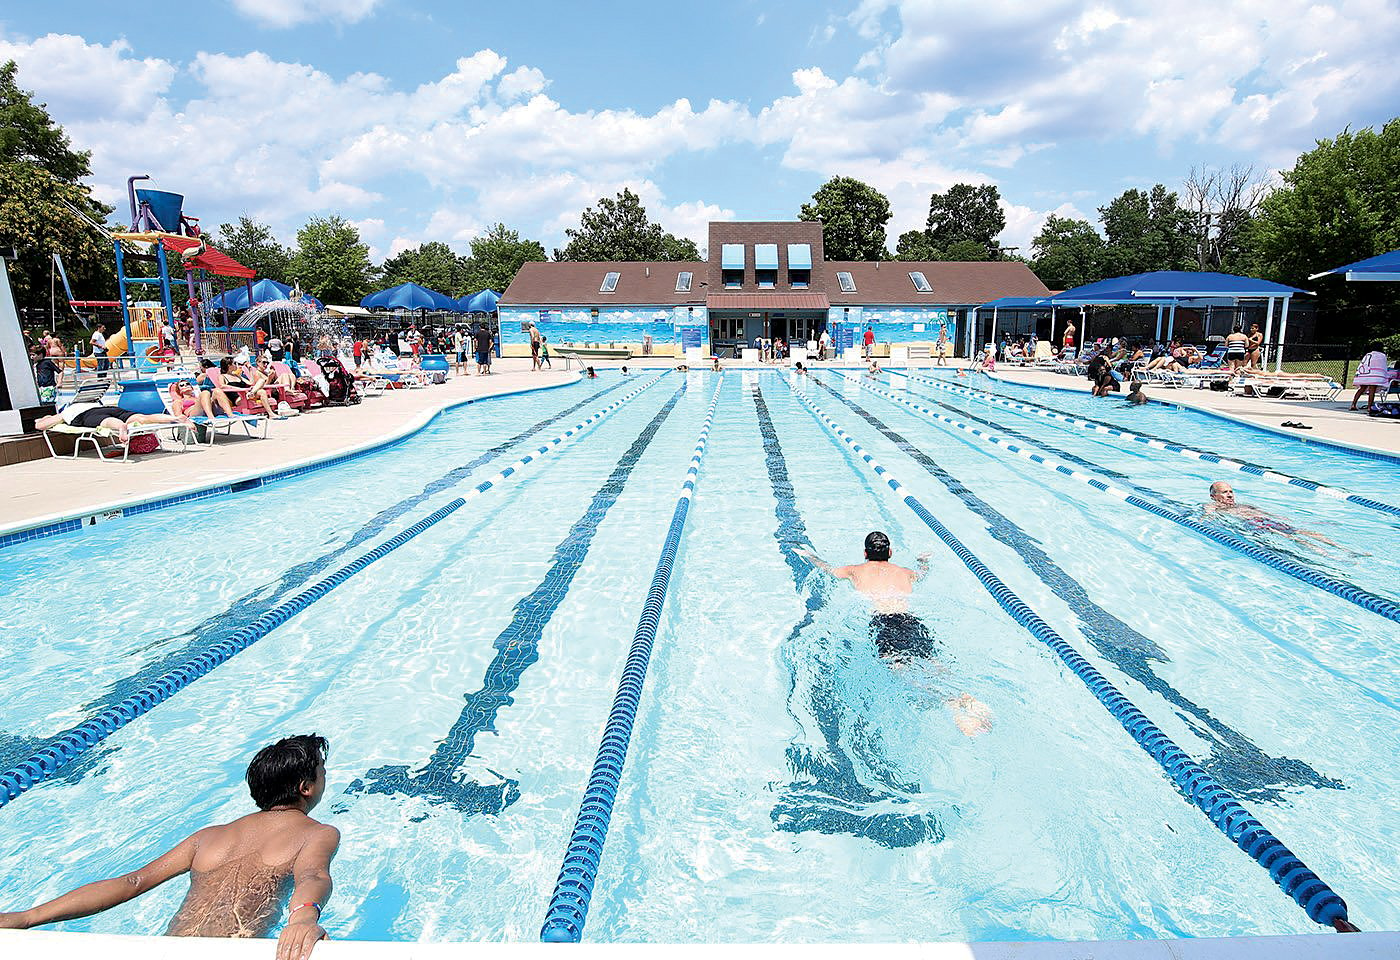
[[841, 374, 1400, 626], [905, 372, 1400, 519], [0, 374, 668, 811], [540, 380, 726, 943], [780, 377, 1357, 933]]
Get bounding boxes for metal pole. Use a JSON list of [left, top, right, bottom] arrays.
[[1049, 306, 1056, 345], [991, 307, 998, 355], [113, 240, 133, 371], [154, 242, 175, 376], [183, 267, 202, 360], [1275, 297, 1290, 372], [1166, 302, 1177, 341], [1154, 304, 1163, 342], [1262, 296, 1275, 370], [1080, 306, 1087, 348]]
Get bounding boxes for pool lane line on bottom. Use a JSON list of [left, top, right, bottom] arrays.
[[0, 374, 671, 811], [906, 372, 1400, 519], [838, 373, 1400, 626], [781, 376, 1358, 933], [2, 378, 640, 771], [540, 379, 725, 943], [342, 382, 689, 814]]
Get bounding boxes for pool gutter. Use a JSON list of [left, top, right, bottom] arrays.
[[1, 928, 1395, 957], [0, 375, 580, 550]]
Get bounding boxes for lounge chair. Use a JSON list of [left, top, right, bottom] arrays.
[[1032, 341, 1056, 365], [1232, 371, 1341, 401], [41, 380, 194, 462]]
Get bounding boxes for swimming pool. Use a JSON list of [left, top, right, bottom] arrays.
[[0, 369, 1396, 943]]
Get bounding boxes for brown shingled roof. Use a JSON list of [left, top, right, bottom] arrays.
[[825, 261, 1050, 305], [502, 260, 706, 305]]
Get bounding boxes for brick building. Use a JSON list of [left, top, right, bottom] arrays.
[[498, 221, 1049, 358]]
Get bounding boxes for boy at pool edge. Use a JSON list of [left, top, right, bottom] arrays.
[[0, 734, 339, 960]]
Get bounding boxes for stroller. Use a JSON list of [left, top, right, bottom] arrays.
[[319, 356, 361, 405]]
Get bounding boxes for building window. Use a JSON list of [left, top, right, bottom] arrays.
[[676, 271, 692, 292], [908, 271, 932, 293], [789, 268, 810, 288], [600, 271, 620, 293], [787, 243, 812, 288], [836, 271, 856, 293], [721, 243, 744, 288], [755, 243, 778, 289], [723, 269, 743, 288]]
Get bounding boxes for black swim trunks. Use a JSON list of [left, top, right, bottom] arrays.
[[70, 406, 135, 428], [870, 612, 937, 659]]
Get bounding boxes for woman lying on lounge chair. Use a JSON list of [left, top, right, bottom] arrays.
[[36, 404, 188, 443]]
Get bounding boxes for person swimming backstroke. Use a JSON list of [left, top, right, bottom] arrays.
[[797, 532, 993, 737], [0, 734, 339, 960]]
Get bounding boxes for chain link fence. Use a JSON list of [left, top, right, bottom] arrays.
[[1273, 342, 1355, 384]]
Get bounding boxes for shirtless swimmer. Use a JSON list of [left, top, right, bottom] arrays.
[[0, 734, 339, 960]]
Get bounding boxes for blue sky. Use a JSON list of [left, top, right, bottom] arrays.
[[4, 1, 1398, 264]]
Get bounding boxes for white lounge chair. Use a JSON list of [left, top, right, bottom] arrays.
[[41, 380, 195, 462]]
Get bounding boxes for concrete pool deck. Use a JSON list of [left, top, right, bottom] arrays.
[[0, 360, 577, 534]]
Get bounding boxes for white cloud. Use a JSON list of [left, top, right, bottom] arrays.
[[229, 0, 381, 29], [0, 34, 175, 118]]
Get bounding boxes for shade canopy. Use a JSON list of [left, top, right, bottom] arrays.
[[207, 278, 322, 311], [361, 281, 459, 311], [1047, 271, 1308, 306], [978, 296, 1050, 310], [464, 289, 501, 313], [158, 236, 255, 279], [1309, 248, 1400, 282]]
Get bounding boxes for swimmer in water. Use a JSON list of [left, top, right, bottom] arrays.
[[797, 532, 993, 737], [1125, 380, 1148, 405], [1204, 481, 1342, 550], [0, 735, 339, 960]]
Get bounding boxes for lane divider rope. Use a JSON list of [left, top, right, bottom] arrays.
[[0, 374, 669, 811], [837, 373, 1400, 626], [904, 372, 1400, 518], [540, 379, 726, 943], [781, 376, 1356, 933]]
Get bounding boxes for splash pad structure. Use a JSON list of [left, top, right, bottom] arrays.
[[111, 175, 256, 363]]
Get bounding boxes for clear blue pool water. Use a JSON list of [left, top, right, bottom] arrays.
[[0, 369, 1396, 942]]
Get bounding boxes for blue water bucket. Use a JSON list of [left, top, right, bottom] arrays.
[[419, 354, 449, 372], [117, 379, 166, 414], [135, 188, 185, 233]]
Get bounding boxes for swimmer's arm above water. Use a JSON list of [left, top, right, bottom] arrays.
[[912, 552, 931, 582], [794, 546, 842, 578], [277, 824, 339, 960], [0, 831, 198, 929]]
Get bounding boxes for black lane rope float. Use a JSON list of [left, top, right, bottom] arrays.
[[541, 379, 725, 942], [843, 373, 1400, 626], [909, 372, 1400, 519], [781, 375, 1358, 933], [0, 375, 670, 810]]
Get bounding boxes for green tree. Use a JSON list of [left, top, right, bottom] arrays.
[[925, 183, 1006, 256], [940, 239, 994, 262], [216, 216, 292, 280], [798, 176, 891, 261], [1031, 215, 1105, 289], [380, 240, 465, 294], [0, 60, 115, 324], [894, 229, 940, 261], [1098, 184, 1195, 276], [1249, 119, 1400, 341], [289, 215, 375, 303], [556, 188, 699, 261], [462, 223, 547, 293]]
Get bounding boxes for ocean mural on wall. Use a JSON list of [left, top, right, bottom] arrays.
[[498, 305, 709, 356]]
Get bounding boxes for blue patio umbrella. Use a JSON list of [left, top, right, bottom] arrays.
[[208, 278, 322, 311], [1309, 248, 1400, 282], [465, 289, 501, 313], [361, 281, 458, 311]]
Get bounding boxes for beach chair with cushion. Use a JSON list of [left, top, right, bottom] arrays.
[[42, 380, 194, 462], [1032, 341, 1056, 365]]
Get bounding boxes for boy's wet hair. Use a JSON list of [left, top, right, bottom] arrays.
[[864, 531, 892, 561], [247, 734, 328, 810]]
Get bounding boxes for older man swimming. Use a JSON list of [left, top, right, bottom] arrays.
[[1205, 481, 1341, 550]]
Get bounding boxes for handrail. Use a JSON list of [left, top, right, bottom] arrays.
[[905, 373, 1400, 518], [839, 373, 1400, 626], [0, 374, 667, 811], [540, 379, 725, 942], [782, 376, 1356, 933]]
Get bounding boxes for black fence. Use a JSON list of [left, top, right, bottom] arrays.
[[1273, 342, 1356, 383]]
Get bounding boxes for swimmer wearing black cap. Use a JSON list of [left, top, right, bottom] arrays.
[[798, 532, 993, 736]]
